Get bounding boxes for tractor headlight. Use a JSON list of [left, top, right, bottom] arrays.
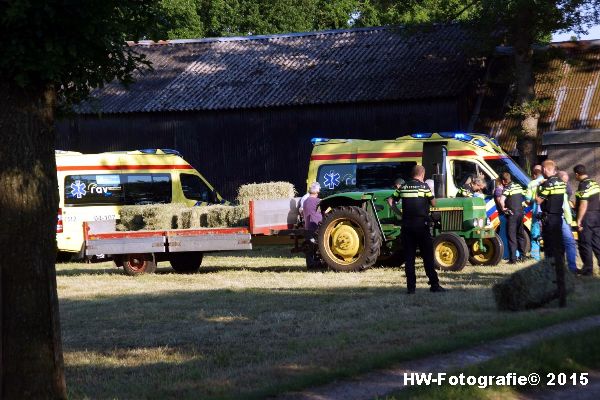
[[473, 218, 484, 228]]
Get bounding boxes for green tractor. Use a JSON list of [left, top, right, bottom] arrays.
[[316, 191, 501, 272], [310, 140, 503, 272]]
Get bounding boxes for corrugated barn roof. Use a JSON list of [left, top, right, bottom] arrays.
[[477, 40, 600, 155], [75, 24, 483, 114]]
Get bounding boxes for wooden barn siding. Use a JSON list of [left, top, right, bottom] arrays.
[[56, 99, 463, 199], [546, 144, 600, 185]]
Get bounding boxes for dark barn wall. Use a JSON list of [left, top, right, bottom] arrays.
[[56, 99, 462, 199]]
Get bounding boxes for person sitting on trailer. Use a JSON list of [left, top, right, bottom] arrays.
[[303, 182, 322, 234], [302, 182, 324, 270]]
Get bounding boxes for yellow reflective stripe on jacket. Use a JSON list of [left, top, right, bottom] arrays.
[[539, 182, 566, 196], [398, 191, 429, 198], [418, 189, 433, 198], [576, 180, 600, 199], [457, 187, 473, 197], [504, 187, 524, 196]]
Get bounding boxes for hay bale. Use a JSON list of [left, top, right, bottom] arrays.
[[115, 223, 129, 232], [118, 204, 188, 231], [236, 182, 296, 205], [204, 205, 249, 228], [492, 261, 576, 311], [118, 205, 147, 231]]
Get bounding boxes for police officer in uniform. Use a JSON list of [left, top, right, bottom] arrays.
[[500, 172, 527, 264], [573, 164, 600, 276], [456, 178, 476, 197], [393, 165, 445, 294], [536, 160, 566, 261]]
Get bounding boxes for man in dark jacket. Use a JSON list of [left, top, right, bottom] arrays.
[[393, 165, 445, 294]]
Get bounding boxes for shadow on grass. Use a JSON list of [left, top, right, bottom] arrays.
[[56, 265, 123, 276], [58, 276, 600, 400]]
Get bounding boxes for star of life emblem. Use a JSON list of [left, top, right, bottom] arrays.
[[323, 171, 341, 190], [70, 180, 87, 199]]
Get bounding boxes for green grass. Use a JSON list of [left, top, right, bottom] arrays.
[[388, 326, 600, 399], [56, 247, 600, 399]]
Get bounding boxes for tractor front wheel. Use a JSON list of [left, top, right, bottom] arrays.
[[433, 233, 468, 272], [318, 206, 381, 272], [468, 234, 504, 266]]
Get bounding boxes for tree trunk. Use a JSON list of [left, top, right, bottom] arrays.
[[0, 82, 67, 399], [513, 40, 539, 175]]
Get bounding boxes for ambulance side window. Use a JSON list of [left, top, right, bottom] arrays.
[[64, 173, 171, 205], [125, 174, 172, 205], [181, 173, 215, 203], [316, 164, 357, 197], [451, 160, 493, 195], [356, 162, 417, 190]]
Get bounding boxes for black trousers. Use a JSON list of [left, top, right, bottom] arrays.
[[579, 212, 600, 274], [542, 214, 565, 261], [506, 212, 527, 261], [401, 222, 439, 290]]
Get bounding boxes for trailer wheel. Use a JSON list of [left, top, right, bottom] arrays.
[[433, 233, 468, 271], [170, 252, 203, 273], [318, 206, 381, 272], [116, 253, 157, 276], [468, 234, 504, 266]]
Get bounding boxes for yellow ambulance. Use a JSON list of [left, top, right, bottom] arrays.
[[307, 132, 533, 238], [56, 149, 224, 255]]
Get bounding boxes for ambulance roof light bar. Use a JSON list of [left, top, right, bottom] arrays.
[[311, 138, 331, 145], [138, 149, 182, 156]]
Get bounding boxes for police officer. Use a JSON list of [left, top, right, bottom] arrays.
[[536, 159, 566, 262], [573, 164, 600, 276], [457, 176, 484, 198], [456, 177, 476, 197], [500, 172, 527, 264], [393, 165, 445, 294]]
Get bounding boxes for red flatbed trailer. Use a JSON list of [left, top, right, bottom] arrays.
[[82, 198, 305, 275]]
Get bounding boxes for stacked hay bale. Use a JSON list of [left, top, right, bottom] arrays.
[[236, 181, 296, 205], [117, 204, 188, 231], [492, 261, 576, 311], [116, 181, 295, 231], [177, 205, 249, 229]]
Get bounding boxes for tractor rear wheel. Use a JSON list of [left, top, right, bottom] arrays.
[[433, 233, 468, 271], [318, 206, 381, 272], [468, 234, 504, 266]]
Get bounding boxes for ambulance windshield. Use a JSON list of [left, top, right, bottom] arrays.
[[486, 158, 531, 187]]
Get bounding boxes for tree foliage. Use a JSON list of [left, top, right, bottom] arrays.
[[1, 0, 163, 106], [156, 0, 379, 39]]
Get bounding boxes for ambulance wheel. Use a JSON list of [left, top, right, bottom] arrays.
[[522, 231, 532, 255], [468, 234, 504, 266], [318, 206, 381, 272], [433, 233, 468, 271], [116, 253, 157, 276], [170, 252, 203, 273], [496, 226, 532, 257]]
